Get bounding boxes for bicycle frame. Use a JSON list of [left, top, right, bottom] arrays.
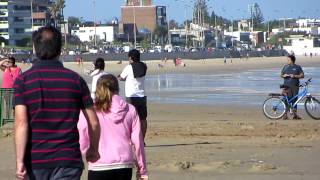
[[283, 85, 310, 109]]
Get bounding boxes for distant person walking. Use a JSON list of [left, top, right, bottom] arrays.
[[90, 58, 108, 99], [118, 49, 148, 141], [13, 26, 100, 180], [281, 54, 304, 120], [0, 57, 22, 88], [78, 74, 148, 180]]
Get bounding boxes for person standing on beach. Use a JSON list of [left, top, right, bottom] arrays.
[[118, 49, 148, 141], [78, 74, 148, 180], [0, 57, 22, 88], [90, 58, 108, 99], [13, 26, 100, 180], [281, 54, 304, 120]]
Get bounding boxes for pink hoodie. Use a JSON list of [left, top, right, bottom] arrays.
[[78, 95, 148, 177]]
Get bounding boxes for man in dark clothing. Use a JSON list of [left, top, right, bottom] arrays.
[[14, 26, 100, 180], [281, 54, 304, 120]]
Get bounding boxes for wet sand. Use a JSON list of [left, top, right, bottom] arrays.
[[1, 56, 320, 180]]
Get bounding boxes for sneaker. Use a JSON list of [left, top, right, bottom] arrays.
[[282, 114, 288, 120], [293, 116, 302, 120]]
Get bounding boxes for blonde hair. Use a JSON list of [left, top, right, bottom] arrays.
[[95, 74, 119, 112]]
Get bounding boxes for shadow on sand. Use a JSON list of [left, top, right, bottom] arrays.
[[146, 141, 222, 148]]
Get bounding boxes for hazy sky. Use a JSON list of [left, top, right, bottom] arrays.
[[64, 0, 320, 23]]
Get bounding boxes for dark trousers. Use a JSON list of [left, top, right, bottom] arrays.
[[28, 167, 82, 180], [88, 168, 132, 180], [283, 86, 299, 110], [126, 97, 148, 120]]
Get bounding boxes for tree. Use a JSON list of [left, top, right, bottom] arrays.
[[153, 26, 168, 45], [193, 0, 210, 25], [209, 10, 231, 28], [68, 16, 81, 28], [250, 3, 264, 30], [169, 20, 179, 30]]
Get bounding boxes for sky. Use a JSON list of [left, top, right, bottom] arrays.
[[64, 0, 320, 23]]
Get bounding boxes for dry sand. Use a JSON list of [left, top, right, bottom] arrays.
[[1, 56, 320, 180]]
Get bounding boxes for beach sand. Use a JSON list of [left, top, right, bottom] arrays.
[[1, 56, 320, 180]]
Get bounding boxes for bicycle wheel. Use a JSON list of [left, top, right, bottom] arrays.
[[305, 97, 320, 120], [263, 97, 287, 120]]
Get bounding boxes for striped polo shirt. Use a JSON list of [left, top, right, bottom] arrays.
[[13, 60, 93, 169]]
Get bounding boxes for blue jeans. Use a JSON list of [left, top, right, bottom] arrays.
[[28, 167, 82, 180]]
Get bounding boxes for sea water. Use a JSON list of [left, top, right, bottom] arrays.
[[144, 67, 320, 106]]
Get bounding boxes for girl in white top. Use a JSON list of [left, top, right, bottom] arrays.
[[90, 58, 108, 99]]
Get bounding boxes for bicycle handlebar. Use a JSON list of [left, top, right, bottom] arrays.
[[300, 78, 312, 87]]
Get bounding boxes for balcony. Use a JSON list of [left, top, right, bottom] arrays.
[[32, 11, 48, 20]]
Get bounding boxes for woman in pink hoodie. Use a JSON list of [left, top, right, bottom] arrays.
[[78, 74, 148, 180]]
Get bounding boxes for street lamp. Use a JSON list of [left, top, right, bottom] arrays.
[[133, 5, 137, 48], [30, 0, 34, 31], [93, 0, 97, 47], [166, 4, 171, 45]]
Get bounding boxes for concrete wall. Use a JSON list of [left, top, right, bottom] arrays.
[[12, 50, 287, 62]]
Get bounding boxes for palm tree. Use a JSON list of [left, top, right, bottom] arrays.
[[49, 0, 65, 27], [154, 26, 168, 45]]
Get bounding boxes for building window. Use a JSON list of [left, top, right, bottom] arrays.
[[0, 5, 7, 10], [0, 17, 8, 21], [314, 38, 320, 47], [14, 17, 24, 22], [0, 28, 8, 32], [14, 28, 25, 34], [14, 5, 31, 11]]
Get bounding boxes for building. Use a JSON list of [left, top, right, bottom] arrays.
[[0, 0, 51, 46], [272, 27, 320, 35], [296, 19, 320, 28], [0, 0, 9, 43], [284, 35, 320, 55], [121, 1, 166, 33], [72, 25, 118, 43], [126, 0, 152, 6]]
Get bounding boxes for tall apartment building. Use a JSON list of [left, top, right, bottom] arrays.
[[126, 0, 152, 6], [0, 0, 9, 42], [0, 0, 51, 46], [121, 0, 166, 33]]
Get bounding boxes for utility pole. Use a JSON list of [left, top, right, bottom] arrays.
[[215, 14, 218, 48], [167, 5, 171, 45], [248, 4, 254, 32], [93, 0, 97, 47], [62, 8, 67, 48], [133, 6, 137, 48], [231, 18, 234, 47], [202, 4, 205, 48], [185, 5, 188, 48], [30, 0, 33, 31]]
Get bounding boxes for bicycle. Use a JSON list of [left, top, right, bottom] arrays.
[[263, 78, 320, 120]]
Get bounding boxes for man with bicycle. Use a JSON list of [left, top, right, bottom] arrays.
[[281, 54, 304, 120]]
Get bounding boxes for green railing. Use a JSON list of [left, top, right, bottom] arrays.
[[0, 88, 14, 127]]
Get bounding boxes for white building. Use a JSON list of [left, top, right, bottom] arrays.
[[272, 27, 319, 35], [72, 25, 118, 43], [284, 35, 320, 55], [296, 19, 320, 28], [271, 18, 320, 35]]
